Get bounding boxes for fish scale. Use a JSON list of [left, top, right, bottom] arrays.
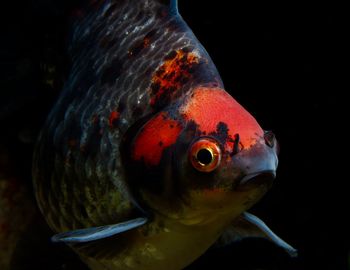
[[33, 0, 221, 233], [31, 1, 296, 269]]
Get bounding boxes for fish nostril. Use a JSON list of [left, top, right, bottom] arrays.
[[264, 130, 275, 148]]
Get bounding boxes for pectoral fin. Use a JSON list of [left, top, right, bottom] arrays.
[[51, 217, 148, 243], [216, 212, 297, 257]]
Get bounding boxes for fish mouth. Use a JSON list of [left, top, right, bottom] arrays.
[[235, 170, 276, 191]]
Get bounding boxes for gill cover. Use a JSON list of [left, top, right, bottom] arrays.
[[131, 111, 183, 167]]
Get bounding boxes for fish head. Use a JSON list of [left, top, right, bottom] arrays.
[[128, 87, 278, 226]]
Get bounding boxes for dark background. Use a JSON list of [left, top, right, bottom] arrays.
[[180, 1, 348, 270], [0, 1, 348, 269]]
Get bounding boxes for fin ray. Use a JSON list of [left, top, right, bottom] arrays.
[[51, 217, 147, 243], [216, 212, 297, 257], [242, 212, 298, 257]]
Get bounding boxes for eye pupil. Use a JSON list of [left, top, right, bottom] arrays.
[[190, 139, 221, 172], [196, 148, 213, 166]]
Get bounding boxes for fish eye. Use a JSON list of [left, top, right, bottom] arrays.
[[189, 138, 221, 172]]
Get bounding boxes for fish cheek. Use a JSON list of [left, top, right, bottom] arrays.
[[215, 155, 243, 190], [120, 111, 186, 211], [174, 143, 220, 195], [123, 143, 187, 217], [131, 111, 183, 168]]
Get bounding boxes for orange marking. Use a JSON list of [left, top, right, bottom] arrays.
[[109, 111, 120, 128], [132, 112, 182, 166], [180, 88, 263, 150], [150, 49, 199, 107]]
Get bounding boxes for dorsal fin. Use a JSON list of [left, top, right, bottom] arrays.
[[163, 0, 178, 14], [145, 0, 179, 15], [70, 0, 179, 23]]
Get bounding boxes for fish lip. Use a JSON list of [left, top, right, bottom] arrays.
[[235, 170, 276, 190]]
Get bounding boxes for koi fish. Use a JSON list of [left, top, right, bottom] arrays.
[[32, 0, 296, 269]]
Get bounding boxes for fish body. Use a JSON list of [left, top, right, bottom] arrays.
[[32, 1, 289, 269]]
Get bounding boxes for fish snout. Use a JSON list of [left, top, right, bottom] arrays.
[[231, 131, 279, 190], [236, 170, 276, 191]]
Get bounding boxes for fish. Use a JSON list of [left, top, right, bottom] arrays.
[[32, 0, 296, 269]]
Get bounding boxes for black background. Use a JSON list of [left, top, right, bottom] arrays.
[[180, 1, 348, 270], [0, 1, 348, 269]]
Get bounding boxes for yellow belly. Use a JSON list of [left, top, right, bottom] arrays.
[[76, 214, 233, 270]]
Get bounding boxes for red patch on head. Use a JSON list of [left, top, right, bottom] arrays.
[[132, 112, 183, 166], [150, 49, 199, 107], [180, 88, 263, 150]]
